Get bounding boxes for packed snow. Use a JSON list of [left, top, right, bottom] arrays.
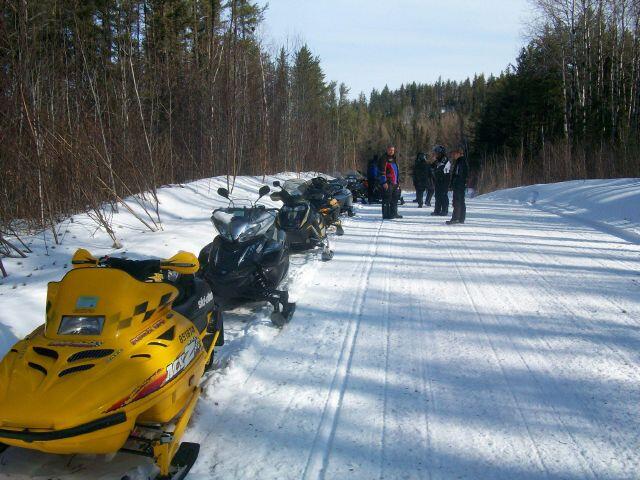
[[0, 177, 639, 479], [484, 178, 640, 244]]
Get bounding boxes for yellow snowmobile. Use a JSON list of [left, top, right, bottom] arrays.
[[0, 248, 223, 479]]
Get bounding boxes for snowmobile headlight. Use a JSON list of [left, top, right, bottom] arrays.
[[236, 223, 261, 243], [58, 315, 105, 336], [212, 211, 235, 241], [282, 205, 306, 212]]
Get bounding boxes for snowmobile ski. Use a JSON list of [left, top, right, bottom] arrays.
[[156, 442, 200, 480]]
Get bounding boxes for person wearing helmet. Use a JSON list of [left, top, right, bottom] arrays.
[[379, 144, 402, 219], [446, 147, 469, 224], [431, 145, 451, 216], [412, 152, 430, 208]]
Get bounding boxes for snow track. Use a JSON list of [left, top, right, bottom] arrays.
[[188, 193, 640, 480], [1, 178, 640, 480]]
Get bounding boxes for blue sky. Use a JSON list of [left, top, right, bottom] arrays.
[[258, 0, 533, 98]]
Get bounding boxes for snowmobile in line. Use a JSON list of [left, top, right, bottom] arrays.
[[305, 176, 345, 235], [198, 185, 295, 327], [343, 171, 368, 203], [0, 249, 223, 480], [271, 179, 334, 261], [327, 177, 355, 216]]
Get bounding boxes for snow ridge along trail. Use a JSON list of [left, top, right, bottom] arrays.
[[1, 178, 640, 479]]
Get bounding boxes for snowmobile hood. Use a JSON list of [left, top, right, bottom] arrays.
[[0, 267, 186, 431]]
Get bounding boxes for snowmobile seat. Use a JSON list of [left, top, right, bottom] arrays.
[[171, 275, 215, 333], [103, 257, 161, 281]]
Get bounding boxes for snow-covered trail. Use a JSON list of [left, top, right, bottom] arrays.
[[186, 195, 640, 480], [1, 179, 639, 480]]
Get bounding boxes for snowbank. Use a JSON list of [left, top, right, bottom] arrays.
[[481, 178, 640, 243]]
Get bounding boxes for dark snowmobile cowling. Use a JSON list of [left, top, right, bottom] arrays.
[[271, 180, 334, 261], [305, 177, 345, 235], [343, 171, 368, 203], [199, 186, 295, 327], [327, 178, 355, 216]]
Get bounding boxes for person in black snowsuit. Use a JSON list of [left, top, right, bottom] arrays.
[[431, 145, 451, 216], [425, 161, 435, 207], [412, 152, 430, 208], [447, 148, 468, 224], [367, 155, 380, 203], [379, 145, 402, 219]]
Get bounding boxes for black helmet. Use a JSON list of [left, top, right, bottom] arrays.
[[311, 177, 326, 187], [432, 145, 447, 156]]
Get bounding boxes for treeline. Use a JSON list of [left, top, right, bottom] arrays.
[[351, 0, 640, 192], [476, 0, 640, 191], [2, 0, 639, 231], [0, 0, 358, 230]]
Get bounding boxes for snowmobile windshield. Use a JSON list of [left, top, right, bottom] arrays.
[[281, 179, 309, 199], [212, 208, 275, 243], [328, 179, 348, 191]]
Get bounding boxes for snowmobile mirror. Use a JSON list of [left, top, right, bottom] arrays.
[[160, 251, 199, 275], [217, 187, 230, 199], [258, 185, 271, 198], [71, 248, 99, 268], [272, 180, 281, 187]]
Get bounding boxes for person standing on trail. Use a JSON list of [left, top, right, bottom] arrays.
[[379, 144, 403, 219], [447, 147, 469, 224], [425, 158, 435, 207], [367, 155, 380, 203], [431, 145, 451, 216], [412, 152, 430, 208]]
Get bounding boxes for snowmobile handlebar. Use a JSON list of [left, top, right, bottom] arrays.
[[71, 249, 199, 281], [216, 185, 272, 208]]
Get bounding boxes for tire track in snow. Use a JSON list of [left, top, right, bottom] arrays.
[[412, 248, 437, 480], [301, 218, 384, 480], [442, 238, 554, 479], [504, 231, 640, 369], [449, 227, 602, 479], [378, 230, 392, 480], [464, 228, 640, 475], [402, 218, 437, 480]]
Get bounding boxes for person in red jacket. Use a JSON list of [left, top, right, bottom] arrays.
[[379, 144, 403, 219]]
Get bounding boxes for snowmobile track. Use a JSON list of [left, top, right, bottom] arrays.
[[301, 218, 384, 480], [443, 240, 554, 479], [447, 231, 599, 479]]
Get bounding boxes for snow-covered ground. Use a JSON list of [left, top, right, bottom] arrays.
[[484, 178, 640, 243], [1, 178, 639, 479]]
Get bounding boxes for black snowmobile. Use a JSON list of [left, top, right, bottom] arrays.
[[344, 171, 368, 203], [327, 177, 355, 216], [198, 185, 295, 327], [271, 179, 334, 261], [305, 177, 345, 235]]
